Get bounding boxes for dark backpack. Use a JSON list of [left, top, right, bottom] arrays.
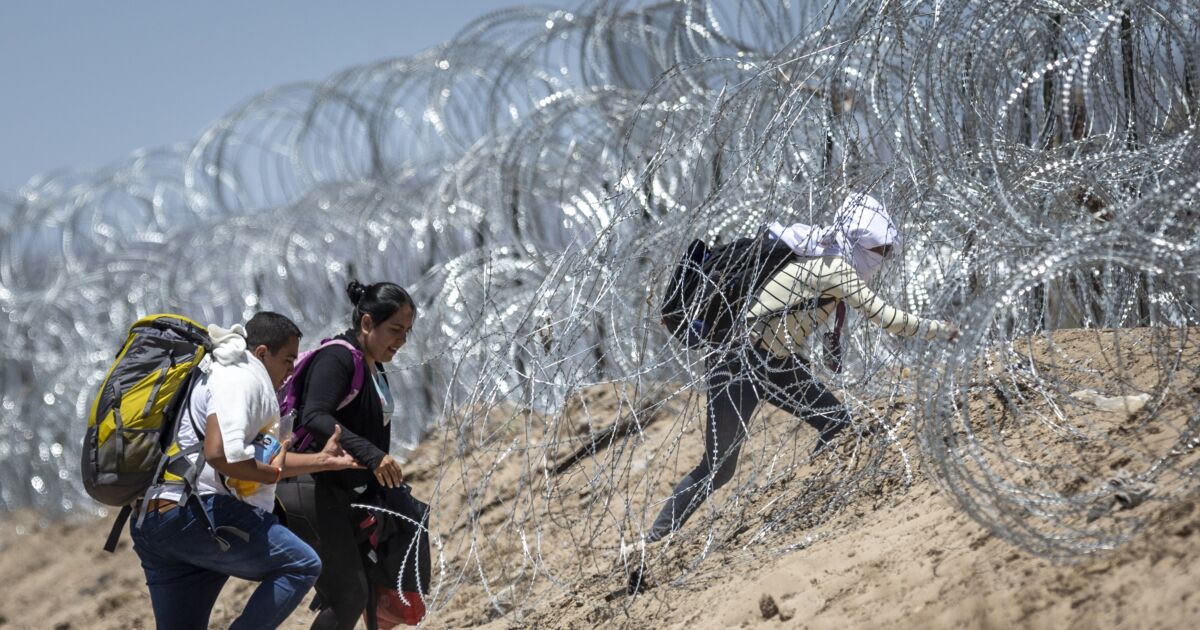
[[660, 233, 802, 348], [357, 484, 432, 628], [278, 478, 431, 628]]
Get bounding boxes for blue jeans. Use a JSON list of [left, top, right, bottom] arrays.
[[130, 493, 322, 630]]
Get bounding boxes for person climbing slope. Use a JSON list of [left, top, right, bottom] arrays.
[[280, 280, 419, 630], [130, 312, 362, 630], [631, 193, 957, 583]]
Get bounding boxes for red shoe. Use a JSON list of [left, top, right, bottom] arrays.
[[365, 587, 426, 628]]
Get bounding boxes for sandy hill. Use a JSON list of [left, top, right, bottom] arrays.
[[1, 328, 1197, 629]]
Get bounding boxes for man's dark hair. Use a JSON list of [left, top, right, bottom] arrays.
[[245, 311, 302, 353]]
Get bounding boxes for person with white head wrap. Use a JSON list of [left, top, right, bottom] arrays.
[[768, 192, 900, 282], [754, 192, 947, 355], [636, 193, 954, 564]]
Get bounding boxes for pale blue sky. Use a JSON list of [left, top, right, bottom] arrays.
[[0, 1, 535, 190]]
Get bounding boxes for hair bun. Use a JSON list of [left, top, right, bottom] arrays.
[[346, 280, 367, 305]]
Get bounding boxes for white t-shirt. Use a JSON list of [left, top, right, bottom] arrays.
[[146, 372, 278, 513], [372, 370, 394, 426]]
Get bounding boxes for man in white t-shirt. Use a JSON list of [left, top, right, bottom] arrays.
[[131, 312, 362, 630]]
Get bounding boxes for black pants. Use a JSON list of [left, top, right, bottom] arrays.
[[277, 478, 373, 630], [647, 344, 850, 541], [311, 481, 376, 630]]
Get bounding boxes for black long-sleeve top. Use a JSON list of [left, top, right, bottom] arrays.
[[297, 330, 390, 489]]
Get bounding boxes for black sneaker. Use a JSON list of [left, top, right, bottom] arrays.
[[628, 565, 653, 595]]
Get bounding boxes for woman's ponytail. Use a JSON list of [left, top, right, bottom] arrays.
[[348, 279, 416, 330], [346, 280, 367, 305]]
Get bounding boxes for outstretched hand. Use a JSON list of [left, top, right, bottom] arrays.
[[374, 454, 405, 488], [320, 425, 364, 471]]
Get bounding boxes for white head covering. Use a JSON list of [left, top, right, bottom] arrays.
[[767, 192, 900, 281]]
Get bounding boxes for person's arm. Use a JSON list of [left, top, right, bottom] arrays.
[[203, 415, 362, 482], [299, 348, 388, 470], [202, 413, 279, 483], [273, 425, 362, 478], [812, 257, 952, 340]]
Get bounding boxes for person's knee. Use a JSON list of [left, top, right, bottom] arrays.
[[297, 547, 322, 584], [688, 459, 713, 484], [272, 524, 323, 583], [710, 457, 739, 488]]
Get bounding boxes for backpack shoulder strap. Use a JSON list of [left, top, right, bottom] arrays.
[[103, 506, 133, 553], [318, 339, 366, 410], [282, 338, 366, 414], [284, 339, 367, 453]]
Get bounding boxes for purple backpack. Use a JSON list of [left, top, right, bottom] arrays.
[[279, 339, 366, 452]]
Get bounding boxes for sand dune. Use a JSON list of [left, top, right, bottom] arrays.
[[1, 328, 1197, 629]]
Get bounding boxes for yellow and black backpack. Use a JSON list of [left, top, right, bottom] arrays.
[[81, 314, 213, 551]]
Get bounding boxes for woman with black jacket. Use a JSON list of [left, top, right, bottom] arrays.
[[292, 280, 415, 630]]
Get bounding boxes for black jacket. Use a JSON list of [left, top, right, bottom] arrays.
[[297, 330, 390, 489]]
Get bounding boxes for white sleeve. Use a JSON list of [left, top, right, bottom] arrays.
[[815, 258, 946, 340], [207, 366, 257, 463]]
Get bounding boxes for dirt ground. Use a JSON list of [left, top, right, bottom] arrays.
[[1, 328, 1197, 629]]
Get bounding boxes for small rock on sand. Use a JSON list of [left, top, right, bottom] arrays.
[[760, 594, 779, 619]]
